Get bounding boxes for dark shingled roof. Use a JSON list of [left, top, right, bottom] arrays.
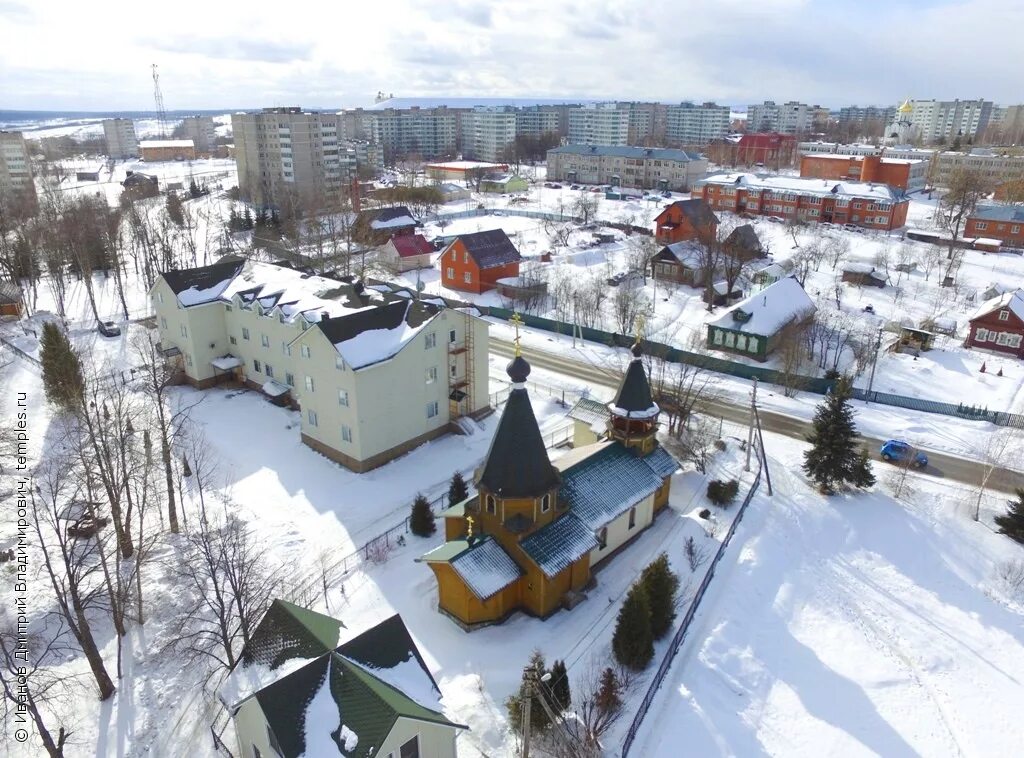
[[240, 599, 345, 670], [316, 300, 441, 365], [656, 198, 719, 229], [520, 514, 599, 578], [611, 352, 656, 416], [477, 386, 560, 497], [373, 205, 417, 224], [559, 443, 667, 530], [456, 229, 522, 270], [0, 281, 23, 304], [724, 224, 763, 257], [161, 258, 245, 295]]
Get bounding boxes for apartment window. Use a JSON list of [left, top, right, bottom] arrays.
[[597, 527, 608, 550], [628, 507, 636, 529], [225, 304, 232, 312], [307, 410, 318, 427], [464, 272, 472, 284], [341, 425, 353, 443], [158, 292, 164, 304], [399, 736, 420, 758], [302, 376, 315, 393], [449, 329, 457, 343], [265, 364, 275, 379], [230, 336, 237, 345], [180, 324, 188, 338], [160, 317, 167, 329], [486, 494, 496, 514], [300, 344, 311, 359], [1013, 225, 1020, 235], [424, 333, 437, 349], [242, 327, 250, 341], [285, 372, 295, 387], [253, 359, 261, 373], [426, 366, 438, 384], [426, 400, 439, 419], [186, 354, 193, 367], [335, 355, 345, 370], [338, 389, 349, 406], [999, 310, 1010, 321], [446, 266, 454, 279], [975, 221, 988, 231]]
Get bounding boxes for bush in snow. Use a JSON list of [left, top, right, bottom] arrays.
[[447, 471, 469, 506], [640, 553, 680, 639], [612, 583, 654, 670], [995, 489, 1024, 545], [802, 377, 875, 494], [706, 479, 739, 507], [698, 508, 711, 519], [409, 493, 436, 537], [713, 439, 727, 452], [40, 321, 84, 411]]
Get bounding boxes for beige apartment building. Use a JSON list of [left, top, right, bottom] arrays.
[[232, 107, 344, 209], [546, 144, 708, 191], [0, 130, 36, 213], [102, 118, 138, 159], [178, 115, 217, 153], [151, 259, 490, 472]]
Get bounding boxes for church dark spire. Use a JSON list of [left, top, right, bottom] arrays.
[[477, 354, 560, 497], [610, 335, 658, 420]]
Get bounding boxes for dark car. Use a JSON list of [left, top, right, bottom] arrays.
[[880, 440, 928, 468], [97, 320, 121, 337]]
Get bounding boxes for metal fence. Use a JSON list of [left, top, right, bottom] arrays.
[[620, 454, 764, 757], [485, 307, 1024, 429], [429, 207, 583, 224]]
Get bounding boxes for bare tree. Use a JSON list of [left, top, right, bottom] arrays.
[[939, 168, 990, 283], [572, 193, 599, 225], [684, 535, 711, 572], [612, 280, 649, 335]]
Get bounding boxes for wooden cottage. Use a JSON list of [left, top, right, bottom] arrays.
[[353, 206, 418, 246], [966, 289, 1024, 358], [841, 263, 887, 288], [439, 229, 522, 294], [653, 198, 719, 245], [705, 276, 816, 361]]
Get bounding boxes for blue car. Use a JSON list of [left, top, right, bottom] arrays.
[[880, 440, 928, 468]]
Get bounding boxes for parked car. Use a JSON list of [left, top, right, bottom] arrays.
[[661, 190, 672, 198], [97, 320, 121, 337], [843, 223, 866, 233], [767, 216, 785, 224], [549, 183, 562, 189], [880, 440, 928, 468], [570, 184, 580, 190], [606, 271, 641, 287]]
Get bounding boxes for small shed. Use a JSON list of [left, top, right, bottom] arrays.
[[842, 263, 886, 288], [378, 233, 434, 272], [897, 326, 935, 355], [480, 174, 529, 193], [0, 281, 25, 317]]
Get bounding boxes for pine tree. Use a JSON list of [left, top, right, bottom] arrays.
[[448, 471, 469, 506], [243, 207, 254, 230], [166, 192, 185, 226], [409, 493, 436, 537], [594, 667, 622, 715], [505, 650, 551, 734], [39, 321, 84, 411], [640, 553, 680, 639], [802, 377, 874, 494], [547, 659, 571, 712], [182, 453, 193, 477], [612, 583, 654, 670], [995, 489, 1024, 544]]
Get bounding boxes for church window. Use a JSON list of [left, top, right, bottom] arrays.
[[540, 494, 550, 513], [486, 495, 496, 514], [597, 527, 608, 549], [628, 507, 636, 529]]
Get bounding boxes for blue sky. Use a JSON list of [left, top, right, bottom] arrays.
[[1, 0, 1021, 110]]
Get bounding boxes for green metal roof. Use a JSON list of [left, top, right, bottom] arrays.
[[418, 539, 472, 563], [240, 599, 344, 671], [520, 514, 598, 578], [439, 494, 474, 519]]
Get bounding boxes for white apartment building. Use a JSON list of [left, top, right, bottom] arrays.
[[665, 102, 731, 145], [179, 115, 217, 153], [546, 145, 708, 191], [151, 259, 490, 472], [231, 107, 343, 209], [462, 107, 518, 162], [567, 103, 629, 146], [747, 101, 813, 134], [895, 99, 993, 143], [102, 118, 138, 159], [0, 130, 36, 211], [347, 107, 461, 161]]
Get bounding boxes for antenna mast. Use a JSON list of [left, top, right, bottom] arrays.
[[151, 63, 167, 139]]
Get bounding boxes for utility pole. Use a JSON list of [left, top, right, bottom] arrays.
[[745, 377, 758, 472], [521, 665, 534, 758], [865, 327, 883, 404]]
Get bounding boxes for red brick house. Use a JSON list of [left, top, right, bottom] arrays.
[[965, 205, 1024, 249], [440, 229, 521, 294], [966, 289, 1024, 358], [654, 199, 719, 244]]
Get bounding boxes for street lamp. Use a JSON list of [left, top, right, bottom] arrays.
[[865, 327, 883, 403]]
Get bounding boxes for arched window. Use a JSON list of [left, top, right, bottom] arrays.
[[540, 494, 550, 513], [485, 494, 496, 514]]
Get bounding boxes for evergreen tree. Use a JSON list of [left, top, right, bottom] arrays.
[[448, 471, 469, 506], [189, 179, 201, 198], [39, 322, 84, 411], [547, 659, 571, 713], [243, 207, 254, 230], [505, 650, 551, 734], [166, 192, 185, 226], [640, 553, 680, 639], [409, 493, 436, 537], [995, 489, 1024, 544], [182, 453, 193, 477], [802, 377, 874, 494], [612, 583, 654, 670], [595, 667, 622, 714]]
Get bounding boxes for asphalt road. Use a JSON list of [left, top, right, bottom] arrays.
[[490, 337, 1024, 494]]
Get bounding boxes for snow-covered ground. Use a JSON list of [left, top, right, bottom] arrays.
[[634, 430, 1024, 757]]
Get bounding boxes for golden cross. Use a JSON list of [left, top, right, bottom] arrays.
[[466, 515, 475, 540], [510, 312, 524, 357], [634, 313, 646, 346]]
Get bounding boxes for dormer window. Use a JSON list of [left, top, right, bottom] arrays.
[[999, 309, 1009, 321], [486, 494, 496, 514], [540, 494, 550, 513]]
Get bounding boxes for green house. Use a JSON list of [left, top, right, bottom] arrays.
[[705, 276, 816, 362], [480, 173, 529, 193]]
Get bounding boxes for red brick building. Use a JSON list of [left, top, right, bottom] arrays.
[[966, 289, 1024, 358], [799, 154, 925, 191], [440, 229, 521, 294], [698, 173, 909, 231], [653, 198, 719, 244], [706, 133, 797, 168], [965, 205, 1024, 249]]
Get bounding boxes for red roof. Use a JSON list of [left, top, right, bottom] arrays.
[[391, 234, 433, 258]]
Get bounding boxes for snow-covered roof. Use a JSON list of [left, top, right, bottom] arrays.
[[371, 214, 417, 230], [211, 355, 243, 370], [448, 537, 523, 599], [318, 299, 441, 370], [701, 172, 906, 202], [969, 289, 1024, 323], [972, 205, 1024, 223], [426, 160, 506, 170], [708, 276, 816, 335]]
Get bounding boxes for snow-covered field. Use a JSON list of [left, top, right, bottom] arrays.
[[634, 431, 1024, 757]]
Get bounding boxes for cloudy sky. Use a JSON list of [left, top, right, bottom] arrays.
[[2, 0, 1022, 111]]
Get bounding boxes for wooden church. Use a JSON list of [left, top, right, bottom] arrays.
[[419, 330, 679, 629]]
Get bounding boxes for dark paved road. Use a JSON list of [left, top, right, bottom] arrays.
[[491, 338, 1024, 494]]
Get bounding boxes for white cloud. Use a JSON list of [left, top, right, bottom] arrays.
[[0, 0, 1021, 110]]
